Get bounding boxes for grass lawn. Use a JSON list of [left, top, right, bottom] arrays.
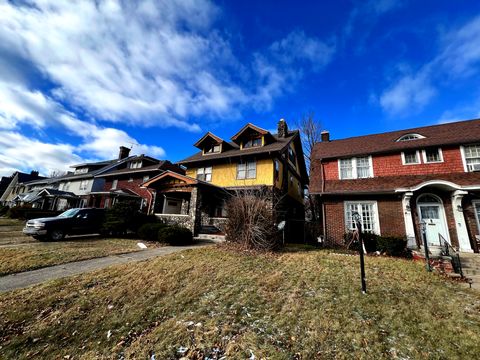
[[0, 218, 155, 275], [1, 246, 479, 359]]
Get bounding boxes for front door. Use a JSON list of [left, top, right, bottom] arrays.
[[418, 204, 449, 246]]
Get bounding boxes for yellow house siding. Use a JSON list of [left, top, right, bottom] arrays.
[[287, 170, 304, 203], [186, 158, 274, 187]]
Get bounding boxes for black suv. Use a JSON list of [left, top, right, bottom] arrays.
[[23, 208, 106, 241]]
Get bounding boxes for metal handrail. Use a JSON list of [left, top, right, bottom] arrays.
[[439, 234, 463, 277]]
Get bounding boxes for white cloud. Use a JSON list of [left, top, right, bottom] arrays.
[[0, 131, 81, 177], [379, 71, 436, 114], [378, 15, 480, 115], [269, 30, 335, 71]]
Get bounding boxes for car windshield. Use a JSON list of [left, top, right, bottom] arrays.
[[58, 209, 80, 218]]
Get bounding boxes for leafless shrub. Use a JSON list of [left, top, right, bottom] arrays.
[[225, 188, 280, 251]]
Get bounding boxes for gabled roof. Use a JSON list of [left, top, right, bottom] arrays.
[[194, 132, 224, 148], [141, 171, 199, 188], [312, 118, 480, 160], [36, 188, 78, 198], [178, 131, 297, 165], [231, 123, 271, 143], [95, 162, 166, 178]]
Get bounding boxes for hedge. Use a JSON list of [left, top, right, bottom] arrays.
[[158, 225, 193, 246]]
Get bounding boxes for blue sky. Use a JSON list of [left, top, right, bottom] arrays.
[[1, 0, 480, 176]]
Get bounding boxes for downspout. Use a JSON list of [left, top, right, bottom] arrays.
[[321, 160, 327, 242]]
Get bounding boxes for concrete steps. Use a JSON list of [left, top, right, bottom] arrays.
[[194, 234, 225, 243], [460, 253, 480, 289]]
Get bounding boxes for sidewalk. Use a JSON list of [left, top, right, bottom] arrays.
[[0, 242, 212, 293]]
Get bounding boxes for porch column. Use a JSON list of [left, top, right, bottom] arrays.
[[189, 187, 201, 235], [451, 190, 473, 253], [402, 192, 417, 249]]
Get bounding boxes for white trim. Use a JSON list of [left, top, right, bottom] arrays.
[[422, 148, 444, 164], [395, 179, 480, 193], [401, 150, 421, 165], [338, 156, 373, 180], [460, 146, 468, 172], [344, 200, 380, 234], [416, 193, 451, 245], [451, 190, 473, 252], [396, 133, 426, 142], [473, 200, 480, 236]]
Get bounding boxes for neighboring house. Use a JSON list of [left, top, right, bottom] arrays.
[[143, 119, 309, 237], [92, 157, 184, 212], [0, 176, 13, 200], [310, 118, 480, 253], [0, 171, 45, 206]]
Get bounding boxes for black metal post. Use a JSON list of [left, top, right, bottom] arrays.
[[420, 221, 432, 272], [353, 212, 367, 294]]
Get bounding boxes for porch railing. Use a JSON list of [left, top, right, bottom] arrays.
[[439, 233, 463, 277]]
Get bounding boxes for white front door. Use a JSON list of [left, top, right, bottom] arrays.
[[418, 204, 449, 246]]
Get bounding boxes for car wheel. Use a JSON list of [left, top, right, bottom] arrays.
[[49, 229, 65, 241]]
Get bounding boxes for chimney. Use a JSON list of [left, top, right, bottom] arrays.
[[119, 146, 131, 159], [321, 130, 330, 142], [278, 118, 288, 138], [30, 170, 39, 177]]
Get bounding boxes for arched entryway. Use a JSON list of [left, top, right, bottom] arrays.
[[416, 193, 450, 246]]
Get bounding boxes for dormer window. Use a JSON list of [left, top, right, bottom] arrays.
[[130, 160, 142, 169], [396, 133, 425, 142], [243, 138, 262, 149], [205, 144, 220, 154], [74, 167, 89, 174]]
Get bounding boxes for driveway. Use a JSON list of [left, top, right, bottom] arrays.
[[0, 242, 213, 293]]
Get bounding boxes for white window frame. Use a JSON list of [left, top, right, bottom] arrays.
[[338, 156, 373, 180], [461, 144, 480, 172], [79, 180, 89, 191], [197, 167, 212, 182], [473, 201, 480, 235], [344, 201, 380, 234], [129, 161, 142, 169], [401, 150, 421, 165], [422, 148, 444, 164], [237, 160, 256, 179], [396, 133, 426, 142], [143, 175, 150, 183], [112, 179, 118, 189]]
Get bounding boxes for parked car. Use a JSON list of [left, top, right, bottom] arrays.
[[23, 208, 106, 241]]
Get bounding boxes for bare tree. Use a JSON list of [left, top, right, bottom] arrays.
[[295, 111, 323, 172], [295, 111, 323, 221], [49, 170, 67, 178], [225, 187, 280, 251]]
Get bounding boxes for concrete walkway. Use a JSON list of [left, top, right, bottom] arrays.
[[0, 242, 212, 293]]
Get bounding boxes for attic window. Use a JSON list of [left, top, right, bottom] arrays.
[[396, 133, 425, 142], [243, 138, 262, 149], [74, 168, 88, 174], [205, 144, 220, 154], [130, 161, 142, 169]]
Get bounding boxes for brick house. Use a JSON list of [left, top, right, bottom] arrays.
[[310, 118, 480, 253], [142, 119, 308, 237], [92, 156, 184, 212]]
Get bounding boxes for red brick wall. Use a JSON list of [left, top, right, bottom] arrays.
[[322, 146, 464, 180], [101, 177, 153, 208], [323, 195, 405, 246], [464, 195, 480, 252]]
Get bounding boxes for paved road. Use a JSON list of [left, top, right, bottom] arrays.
[[0, 242, 213, 293]]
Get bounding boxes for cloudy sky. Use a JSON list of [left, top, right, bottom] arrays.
[[1, 0, 480, 176]]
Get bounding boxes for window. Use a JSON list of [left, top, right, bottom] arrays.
[[204, 144, 220, 154], [402, 150, 420, 165], [463, 144, 480, 172], [288, 147, 296, 165], [243, 138, 262, 148], [344, 201, 380, 234], [64, 182, 70, 191], [338, 156, 372, 179], [396, 133, 425, 142], [74, 168, 88, 174], [274, 159, 280, 180], [130, 161, 142, 169], [423, 148, 443, 163], [474, 202, 480, 233], [112, 179, 118, 189], [197, 167, 212, 182], [143, 175, 150, 182], [237, 161, 256, 179], [79, 180, 88, 190]]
